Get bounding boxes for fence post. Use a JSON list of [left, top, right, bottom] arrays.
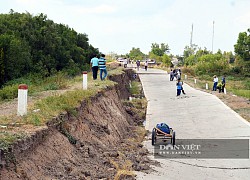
[[206, 83, 208, 90], [82, 71, 88, 90], [17, 84, 28, 116]]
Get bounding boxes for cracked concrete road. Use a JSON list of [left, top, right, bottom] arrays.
[[135, 67, 250, 180]]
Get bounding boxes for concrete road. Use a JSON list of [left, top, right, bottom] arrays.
[[135, 67, 250, 180]]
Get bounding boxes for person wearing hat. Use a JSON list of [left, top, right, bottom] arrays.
[[212, 75, 218, 91]]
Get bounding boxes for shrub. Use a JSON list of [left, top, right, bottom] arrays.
[[0, 84, 18, 100], [181, 67, 195, 76]]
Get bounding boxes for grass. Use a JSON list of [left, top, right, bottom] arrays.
[[0, 72, 69, 101], [0, 131, 27, 150], [129, 81, 141, 95], [0, 79, 116, 126], [183, 74, 250, 99], [0, 68, 123, 146], [107, 67, 124, 76], [231, 89, 250, 99]]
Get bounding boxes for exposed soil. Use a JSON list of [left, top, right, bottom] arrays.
[[0, 69, 155, 180], [216, 92, 250, 121]]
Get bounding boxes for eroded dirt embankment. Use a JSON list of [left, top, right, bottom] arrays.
[[0, 70, 151, 180]]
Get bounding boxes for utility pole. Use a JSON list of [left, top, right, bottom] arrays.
[[190, 24, 193, 48], [212, 21, 215, 53]]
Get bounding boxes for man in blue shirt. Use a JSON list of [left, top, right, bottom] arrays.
[[176, 78, 185, 96], [98, 54, 107, 80], [90, 54, 99, 80]]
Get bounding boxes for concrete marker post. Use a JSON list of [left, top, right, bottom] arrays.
[[206, 83, 208, 90], [224, 88, 227, 94], [194, 79, 197, 84], [185, 75, 187, 79], [17, 84, 28, 116], [82, 71, 88, 90]]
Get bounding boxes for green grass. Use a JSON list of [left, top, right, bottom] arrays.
[[0, 67, 122, 125], [129, 81, 141, 95], [107, 67, 124, 76], [0, 79, 116, 126], [182, 73, 250, 98], [0, 72, 69, 101], [231, 89, 250, 99], [0, 68, 123, 146]]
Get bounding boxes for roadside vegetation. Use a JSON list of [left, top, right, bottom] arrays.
[[0, 67, 121, 148], [178, 28, 250, 99]]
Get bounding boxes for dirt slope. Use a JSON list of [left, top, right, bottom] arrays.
[[0, 70, 151, 180]]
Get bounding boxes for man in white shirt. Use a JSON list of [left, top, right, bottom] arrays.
[[213, 75, 218, 91]]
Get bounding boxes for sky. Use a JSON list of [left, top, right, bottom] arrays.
[[0, 0, 250, 55]]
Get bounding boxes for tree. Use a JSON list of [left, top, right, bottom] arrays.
[[129, 47, 144, 60], [150, 43, 170, 56], [234, 29, 250, 76], [234, 30, 250, 61], [183, 45, 197, 59], [162, 54, 171, 66], [0, 10, 99, 85], [0, 48, 4, 85]]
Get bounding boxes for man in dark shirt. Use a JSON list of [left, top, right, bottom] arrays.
[[221, 76, 226, 93]]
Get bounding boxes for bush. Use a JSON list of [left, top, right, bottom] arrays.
[[0, 84, 18, 101], [181, 67, 195, 76]]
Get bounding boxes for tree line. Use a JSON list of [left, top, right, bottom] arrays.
[[126, 28, 250, 77], [0, 10, 99, 87], [128, 43, 172, 66]]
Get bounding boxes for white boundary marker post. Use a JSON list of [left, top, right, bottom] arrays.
[[194, 79, 197, 84], [185, 75, 187, 79], [224, 88, 227, 94], [82, 71, 88, 90], [17, 84, 28, 116], [206, 83, 208, 90]]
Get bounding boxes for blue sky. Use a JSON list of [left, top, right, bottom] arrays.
[[0, 0, 250, 55]]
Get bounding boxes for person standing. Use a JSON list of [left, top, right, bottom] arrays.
[[177, 70, 181, 80], [98, 54, 107, 81], [90, 54, 99, 80], [170, 69, 174, 81], [179, 68, 182, 77], [221, 76, 226, 93], [176, 78, 183, 96], [145, 60, 148, 71], [212, 75, 218, 91], [217, 81, 223, 93], [136, 60, 140, 71]]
